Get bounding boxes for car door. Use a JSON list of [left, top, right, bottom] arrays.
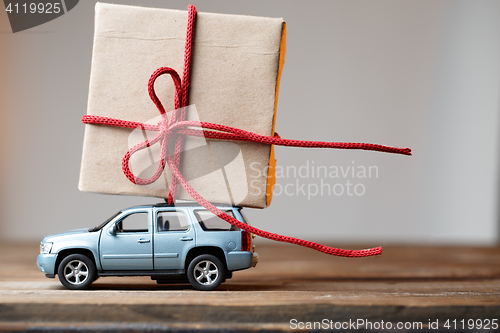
[[153, 208, 195, 270], [100, 208, 153, 271]]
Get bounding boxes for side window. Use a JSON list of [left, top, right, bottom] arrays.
[[157, 211, 189, 232], [194, 210, 240, 231], [116, 212, 149, 233]]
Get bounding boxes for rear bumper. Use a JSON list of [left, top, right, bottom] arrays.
[[37, 254, 57, 275], [226, 251, 255, 271]]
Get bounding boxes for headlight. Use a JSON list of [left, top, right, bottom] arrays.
[[40, 242, 53, 254]]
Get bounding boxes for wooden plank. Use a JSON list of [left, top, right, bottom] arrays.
[[0, 242, 499, 331]]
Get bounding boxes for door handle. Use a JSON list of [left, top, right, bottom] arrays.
[[137, 239, 151, 243], [180, 237, 193, 241]]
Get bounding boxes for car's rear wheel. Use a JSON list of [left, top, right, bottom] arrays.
[[57, 254, 96, 290], [187, 254, 225, 291]]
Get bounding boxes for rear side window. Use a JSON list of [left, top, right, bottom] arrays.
[[157, 211, 189, 232], [194, 210, 240, 231]]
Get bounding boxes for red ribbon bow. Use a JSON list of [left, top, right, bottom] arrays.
[[82, 5, 411, 257]]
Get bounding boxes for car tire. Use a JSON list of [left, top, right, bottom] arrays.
[[57, 254, 96, 290], [187, 254, 225, 291]]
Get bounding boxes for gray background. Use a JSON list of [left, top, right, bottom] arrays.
[[1, 0, 499, 246]]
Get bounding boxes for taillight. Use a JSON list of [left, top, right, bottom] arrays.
[[241, 231, 251, 251]]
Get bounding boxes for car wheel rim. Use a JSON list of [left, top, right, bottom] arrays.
[[63, 260, 89, 285], [193, 260, 219, 285]]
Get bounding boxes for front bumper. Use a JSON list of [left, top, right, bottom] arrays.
[[37, 253, 57, 275]]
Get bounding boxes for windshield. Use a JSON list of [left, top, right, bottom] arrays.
[[89, 211, 121, 232]]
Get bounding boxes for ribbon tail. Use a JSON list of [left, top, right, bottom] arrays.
[[172, 120, 412, 156], [165, 153, 381, 258]]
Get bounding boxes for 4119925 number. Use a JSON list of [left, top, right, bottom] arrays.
[[444, 319, 498, 330], [5, 2, 61, 14]]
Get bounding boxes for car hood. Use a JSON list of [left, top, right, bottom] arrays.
[[42, 228, 90, 242]]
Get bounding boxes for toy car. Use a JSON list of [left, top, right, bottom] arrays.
[[37, 203, 257, 291]]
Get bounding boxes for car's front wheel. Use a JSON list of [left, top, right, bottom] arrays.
[[57, 254, 96, 290], [187, 254, 225, 291]]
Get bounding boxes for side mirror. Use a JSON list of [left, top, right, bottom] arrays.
[[109, 224, 117, 236]]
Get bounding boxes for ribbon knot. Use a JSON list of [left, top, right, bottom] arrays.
[[122, 60, 189, 189], [158, 119, 168, 134], [81, 4, 412, 258]]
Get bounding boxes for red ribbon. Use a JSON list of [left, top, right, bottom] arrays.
[[82, 5, 411, 257]]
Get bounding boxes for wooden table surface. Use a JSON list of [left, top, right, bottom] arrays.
[[1, 242, 499, 332]]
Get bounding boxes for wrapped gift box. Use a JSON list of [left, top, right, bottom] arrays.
[[79, 3, 286, 208]]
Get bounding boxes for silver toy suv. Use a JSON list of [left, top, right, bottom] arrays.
[[37, 203, 257, 291]]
